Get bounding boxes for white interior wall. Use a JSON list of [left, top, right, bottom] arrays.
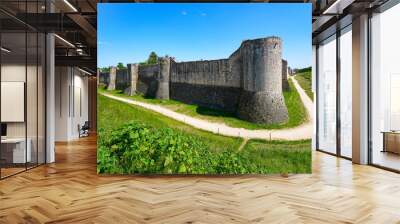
[[1, 64, 27, 138], [74, 69, 88, 139], [1, 63, 46, 164], [55, 66, 69, 141], [55, 66, 89, 141]]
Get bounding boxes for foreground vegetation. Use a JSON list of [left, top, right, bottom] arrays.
[[98, 94, 311, 174], [294, 67, 313, 101], [98, 92, 242, 153], [98, 78, 307, 130]]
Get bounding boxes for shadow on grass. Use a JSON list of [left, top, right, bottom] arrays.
[[195, 85, 292, 120], [99, 82, 306, 130], [142, 94, 156, 100], [195, 106, 236, 118]]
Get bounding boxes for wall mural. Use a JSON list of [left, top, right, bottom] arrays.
[[97, 3, 312, 175]]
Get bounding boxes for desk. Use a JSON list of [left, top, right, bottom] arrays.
[[381, 131, 400, 154], [1, 138, 31, 164]]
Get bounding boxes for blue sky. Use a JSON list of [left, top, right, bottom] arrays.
[[98, 3, 311, 69]]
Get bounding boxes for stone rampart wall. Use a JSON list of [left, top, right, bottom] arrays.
[[99, 37, 290, 124]]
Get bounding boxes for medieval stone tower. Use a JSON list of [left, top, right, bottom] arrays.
[[107, 66, 117, 91], [155, 57, 171, 99], [237, 37, 289, 124]]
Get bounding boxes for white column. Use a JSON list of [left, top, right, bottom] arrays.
[[312, 45, 317, 150], [352, 14, 369, 164], [46, 32, 55, 163]]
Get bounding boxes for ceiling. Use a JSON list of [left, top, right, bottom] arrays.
[[311, 0, 390, 42], [0, 0, 97, 74], [2, 0, 393, 72]]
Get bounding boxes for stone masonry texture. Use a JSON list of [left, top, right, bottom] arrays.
[[126, 63, 139, 96], [107, 67, 116, 91], [237, 37, 288, 124], [99, 37, 289, 125], [282, 59, 289, 91], [156, 57, 171, 99]]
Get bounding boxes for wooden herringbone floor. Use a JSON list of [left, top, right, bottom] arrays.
[[1, 135, 400, 224]]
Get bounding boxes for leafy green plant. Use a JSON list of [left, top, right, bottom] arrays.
[[139, 52, 159, 65], [117, 62, 126, 70], [97, 121, 254, 174], [97, 94, 312, 174]]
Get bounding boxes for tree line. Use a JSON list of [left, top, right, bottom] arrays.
[[99, 51, 159, 72]]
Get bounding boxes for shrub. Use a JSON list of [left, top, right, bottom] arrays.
[[97, 121, 254, 174]]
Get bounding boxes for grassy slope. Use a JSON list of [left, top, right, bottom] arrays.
[[98, 78, 307, 130], [98, 93, 311, 173], [242, 139, 311, 173], [294, 70, 313, 101], [98, 93, 242, 153]]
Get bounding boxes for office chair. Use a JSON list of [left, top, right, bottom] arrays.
[[79, 121, 90, 138]]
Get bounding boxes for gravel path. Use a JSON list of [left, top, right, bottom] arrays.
[[101, 76, 313, 140]]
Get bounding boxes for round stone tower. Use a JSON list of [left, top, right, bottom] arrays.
[[155, 57, 171, 100], [126, 63, 139, 96], [237, 37, 288, 124], [107, 66, 117, 91]]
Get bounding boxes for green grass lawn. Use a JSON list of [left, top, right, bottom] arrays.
[[98, 93, 242, 153], [98, 93, 311, 174], [294, 70, 313, 101], [98, 78, 307, 130], [242, 139, 311, 173]]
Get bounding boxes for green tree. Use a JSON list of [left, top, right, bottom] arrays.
[[139, 52, 159, 66], [147, 52, 158, 65], [117, 62, 126, 70], [100, 67, 110, 73]]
